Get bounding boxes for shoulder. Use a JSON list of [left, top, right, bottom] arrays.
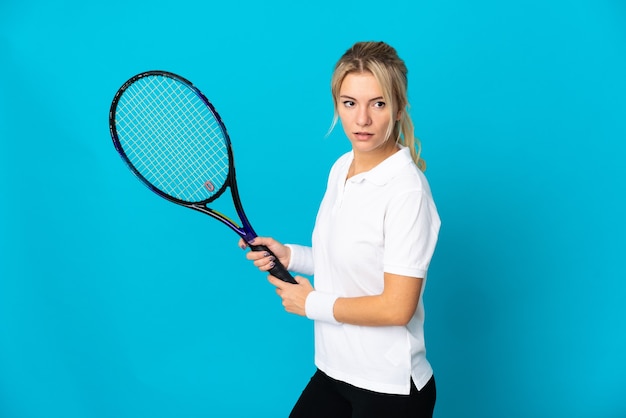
[[332, 151, 353, 169], [328, 151, 353, 179], [383, 163, 438, 223], [396, 163, 432, 192], [385, 158, 433, 198]]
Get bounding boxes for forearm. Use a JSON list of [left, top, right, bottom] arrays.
[[333, 294, 414, 327], [307, 274, 423, 327]]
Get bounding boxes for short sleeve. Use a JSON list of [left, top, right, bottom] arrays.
[[383, 189, 441, 278]]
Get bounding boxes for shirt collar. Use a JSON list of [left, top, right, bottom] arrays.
[[345, 146, 414, 186]]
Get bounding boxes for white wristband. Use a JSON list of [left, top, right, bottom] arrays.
[[305, 291, 340, 325]]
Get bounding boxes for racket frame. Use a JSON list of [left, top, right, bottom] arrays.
[[109, 71, 297, 284], [109, 70, 259, 244]]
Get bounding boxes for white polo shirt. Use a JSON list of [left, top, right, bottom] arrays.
[[287, 146, 441, 395]]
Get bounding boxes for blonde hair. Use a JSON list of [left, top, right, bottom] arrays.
[[329, 41, 426, 171]]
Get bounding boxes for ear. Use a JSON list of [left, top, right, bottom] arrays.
[[396, 109, 403, 121]]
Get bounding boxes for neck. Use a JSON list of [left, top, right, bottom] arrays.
[[348, 142, 399, 178]]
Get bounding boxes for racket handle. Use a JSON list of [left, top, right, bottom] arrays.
[[249, 244, 298, 284]]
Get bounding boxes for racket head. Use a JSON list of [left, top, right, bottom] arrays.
[[109, 71, 233, 206]]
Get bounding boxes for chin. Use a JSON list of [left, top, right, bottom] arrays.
[[351, 140, 385, 153]]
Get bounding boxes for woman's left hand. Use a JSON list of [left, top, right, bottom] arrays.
[[268, 274, 314, 317]]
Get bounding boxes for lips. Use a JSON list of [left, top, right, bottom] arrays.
[[354, 132, 373, 140]]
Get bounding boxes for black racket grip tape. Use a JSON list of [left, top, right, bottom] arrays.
[[249, 244, 298, 284]]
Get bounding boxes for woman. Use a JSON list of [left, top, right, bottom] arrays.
[[240, 41, 441, 417]]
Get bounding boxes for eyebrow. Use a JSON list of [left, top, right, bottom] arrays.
[[339, 95, 385, 102]]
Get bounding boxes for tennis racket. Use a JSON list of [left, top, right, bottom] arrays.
[[109, 70, 297, 284]]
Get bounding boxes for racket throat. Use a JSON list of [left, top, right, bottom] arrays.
[[189, 203, 258, 243]]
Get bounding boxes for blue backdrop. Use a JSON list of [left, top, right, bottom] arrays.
[[1, 1, 625, 417]]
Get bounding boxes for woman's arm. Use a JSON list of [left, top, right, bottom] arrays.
[[332, 273, 422, 326], [244, 238, 423, 327], [268, 272, 423, 327]]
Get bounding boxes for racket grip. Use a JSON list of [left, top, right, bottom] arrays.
[[249, 244, 298, 284]]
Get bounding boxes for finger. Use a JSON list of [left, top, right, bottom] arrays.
[[267, 274, 293, 289], [249, 237, 268, 247], [255, 255, 276, 270], [267, 274, 284, 288], [238, 238, 248, 250], [246, 250, 271, 262], [249, 236, 280, 251]]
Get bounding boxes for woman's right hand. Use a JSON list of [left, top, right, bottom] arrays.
[[238, 237, 291, 273]]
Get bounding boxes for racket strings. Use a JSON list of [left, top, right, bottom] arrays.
[[115, 75, 230, 203]]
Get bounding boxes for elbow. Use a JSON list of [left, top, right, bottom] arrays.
[[385, 308, 416, 326], [394, 315, 414, 327]]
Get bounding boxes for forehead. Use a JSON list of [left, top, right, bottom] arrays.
[[339, 72, 383, 98]]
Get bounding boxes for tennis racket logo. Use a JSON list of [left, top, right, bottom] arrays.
[[204, 180, 215, 192]]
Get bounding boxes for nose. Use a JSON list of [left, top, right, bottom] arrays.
[[356, 106, 371, 127]]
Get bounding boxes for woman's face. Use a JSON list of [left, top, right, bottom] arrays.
[[337, 72, 396, 156]]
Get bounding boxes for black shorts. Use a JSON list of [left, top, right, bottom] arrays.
[[289, 369, 436, 418]]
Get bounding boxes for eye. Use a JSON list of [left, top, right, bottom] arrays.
[[373, 101, 386, 109], [342, 100, 355, 108]]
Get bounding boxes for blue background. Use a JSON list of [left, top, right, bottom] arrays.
[[1, 0, 625, 417]]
